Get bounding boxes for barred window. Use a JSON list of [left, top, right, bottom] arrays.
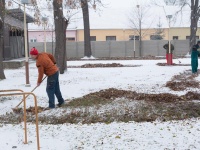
[[106, 36, 116, 41]]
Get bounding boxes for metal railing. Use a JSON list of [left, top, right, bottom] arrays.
[[0, 89, 40, 150]]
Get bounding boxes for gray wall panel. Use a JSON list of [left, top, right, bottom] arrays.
[[29, 40, 190, 58]]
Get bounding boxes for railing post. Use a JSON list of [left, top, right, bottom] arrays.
[[0, 90, 40, 150]]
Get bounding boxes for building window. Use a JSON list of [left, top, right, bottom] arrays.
[[150, 35, 163, 40], [129, 35, 139, 40], [106, 36, 116, 41], [30, 39, 37, 42], [66, 37, 75, 41], [90, 36, 96, 41], [10, 30, 23, 36], [186, 36, 199, 40], [173, 36, 179, 40]]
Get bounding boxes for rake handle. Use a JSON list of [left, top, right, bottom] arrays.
[[14, 76, 47, 108], [15, 85, 39, 108]]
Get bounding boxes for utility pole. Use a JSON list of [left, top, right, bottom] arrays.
[[21, 0, 30, 87]]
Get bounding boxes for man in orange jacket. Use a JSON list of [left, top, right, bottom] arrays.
[[30, 47, 64, 109]]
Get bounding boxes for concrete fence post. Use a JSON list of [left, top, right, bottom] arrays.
[[109, 41, 111, 57], [124, 41, 127, 57]]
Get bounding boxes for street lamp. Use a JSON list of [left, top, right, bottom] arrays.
[[51, 25, 54, 54], [21, 0, 31, 87], [133, 35, 135, 58], [166, 15, 173, 65], [136, 5, 142, 57], [42, 17, 48, 52]]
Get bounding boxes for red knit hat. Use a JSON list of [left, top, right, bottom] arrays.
[[30, 47, 38, 55]]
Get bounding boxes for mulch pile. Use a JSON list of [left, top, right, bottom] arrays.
[[157, 63, 190, 66], [12, 106, 45, 114], [68, 63, 141, 68], [166, 70, 200, 90], [67, 56, 166, 61], [83, 88, 200, 103]]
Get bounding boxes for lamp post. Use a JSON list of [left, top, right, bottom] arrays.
[[21, 0, 31, 87], [52, 25, 54, 54], [166, 15, 173, 65], [137, 5, 142, 57], [134, 35, 135, 58], [42, 17, 48, 52]]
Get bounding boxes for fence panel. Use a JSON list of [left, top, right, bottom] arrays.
[[29, 40, 190, 58]]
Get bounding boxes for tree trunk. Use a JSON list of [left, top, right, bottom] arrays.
[[0, 0, 6, 79], [81, 0, 92, 57], [53, 0, 68, 74], [139, 20, 142, 57], [189, 0, 199, 52]]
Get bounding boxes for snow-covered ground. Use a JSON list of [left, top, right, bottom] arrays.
[[1, 57, 200, 150]]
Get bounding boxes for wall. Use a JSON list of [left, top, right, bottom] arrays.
[[29, 40, 189, 58], [77, 28, 200, 41], [78, 29, 130, 41], [77, 29, 157, 41], [28, 30, 77, 42], [170, 27, 191, 39], [28, 27, 200, 43]]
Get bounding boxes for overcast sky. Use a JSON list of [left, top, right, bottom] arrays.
[[73, 0, 191, 30], [7, 0, 191, 30], [70, 0, 190, 29]]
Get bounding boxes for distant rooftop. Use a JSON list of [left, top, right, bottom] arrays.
[[7, 8, 35, 23]]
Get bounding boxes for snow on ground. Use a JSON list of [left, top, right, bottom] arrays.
[[1, 57, 200, 150]]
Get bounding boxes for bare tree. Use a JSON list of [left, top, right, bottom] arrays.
[[32, 0, 102, 72], [129, 4, 154, 57], [81, 0, 92, 57], [151, 17, 165, 40], [189, 0, 200, 49], [165, 0, 200, 50], [31, 0, 71, 74], [67, 0, 102, 58], [54, 0, 102, 60], [80, 0, 102, 57], [153, 0, 200, 51], [0, 0, 6, 79], [53, 0, 69, 74]]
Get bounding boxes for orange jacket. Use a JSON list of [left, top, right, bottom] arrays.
[[36, 53, 58, 83]]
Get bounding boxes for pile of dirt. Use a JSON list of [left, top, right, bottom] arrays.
[[12, 106, 45, 114], [81, 63, 124, 68], [68, 63, 141, 68], [67, 56, 166, 61], [75, 88, 200, 103], [157, 63, 190, 66], [166, 70, 200, 91]]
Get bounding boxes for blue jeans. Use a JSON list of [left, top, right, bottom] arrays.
[[46, 71, 64, 108]]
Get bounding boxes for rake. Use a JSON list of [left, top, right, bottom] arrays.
[[12, 76, 47, 111]]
